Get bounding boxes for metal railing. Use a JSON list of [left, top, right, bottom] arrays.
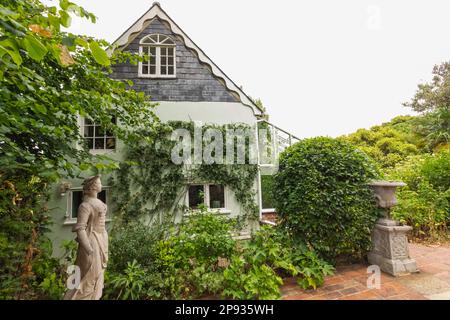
[[256, 120, 300, 219]]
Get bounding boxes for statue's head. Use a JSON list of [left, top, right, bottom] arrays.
[[82, 175, 102, 195]]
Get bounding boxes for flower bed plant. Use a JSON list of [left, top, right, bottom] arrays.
[[104, 208, 333, 300]]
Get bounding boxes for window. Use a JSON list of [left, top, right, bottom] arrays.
[[209, 185, 225, 209], [67, 189, 108, 220], [83, 117, 116, 151], [188, 185, 204, 209], [187, 184, 227, 211], [139, 34, 176, 78]]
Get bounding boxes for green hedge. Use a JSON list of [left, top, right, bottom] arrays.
[[273, 137, 381, 261]]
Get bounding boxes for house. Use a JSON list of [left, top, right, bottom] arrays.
[[47, 2, 298, 255]]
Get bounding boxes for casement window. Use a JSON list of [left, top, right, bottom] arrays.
[[187, 184, 229, 213], [65, 188, 109, 222], [82, 117, 116, 151], [139, 34, 176, 78]]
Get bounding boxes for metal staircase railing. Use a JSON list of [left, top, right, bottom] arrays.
[[256, 120, 300, 219]]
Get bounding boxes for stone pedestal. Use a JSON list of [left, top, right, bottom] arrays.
[[368, 219, 418, 276]]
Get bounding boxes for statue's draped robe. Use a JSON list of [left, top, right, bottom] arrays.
[[64, 200, 108, 300]]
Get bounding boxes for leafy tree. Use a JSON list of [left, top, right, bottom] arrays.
[[1, 0, 158, 179], [340, 116, 422, 170], [0, 0, 158, 299], [404, 62, 450, 149]]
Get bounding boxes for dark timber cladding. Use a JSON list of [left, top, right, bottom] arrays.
[[111, 18, 239, 103]]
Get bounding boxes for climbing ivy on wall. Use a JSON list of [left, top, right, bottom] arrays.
[[109, 121, 259, 226]]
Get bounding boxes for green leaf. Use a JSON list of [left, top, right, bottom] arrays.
[[0, 39, 22, 65], [0, 19, 26, 37], [67, 4, 82, 16], [23, 35, 48, 62], [75, 37, 89, 49], [89, 41, 110, 66], [33, 104, 47, 114], [79, 163, 90, 171], [89, 13, 97, 23], [59, 10, 72, 28], [59, 0, 70, 10], [48, 14, 60, 31], [62, 36, 76, 48]]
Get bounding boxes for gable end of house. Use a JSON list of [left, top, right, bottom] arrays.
[[110, 2, 263, 116], [111, 18, 239, 103]]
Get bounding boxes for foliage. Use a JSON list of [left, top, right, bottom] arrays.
[[170, 209, 237, 267], [0, 0, 159, 300], [340, 116, 423, 170], [29, 239, 74, 300], [403, 62, 450, 149], [31, 239, 79, 300], [420, 148, 450, 191], [222, 226, 334, 300], [0, 0, 158, 180], [151, 213, 232, 299], [250, 97, 269, 120], [223, 256, 282, 300], [387, 150, 450, 241], [108, 222, 166, 273], [261, 175, 275, 209], [107, 260, 147, 300], [0, 210, 73, 301], [0, 173, 55, 299], [273, 137, 381, 261], [110, 121, 259, 226], [342, 105, 448, 242], [106, 210, 333, 300], [105, 208, 238, 300], [148, 208, 238, 299]]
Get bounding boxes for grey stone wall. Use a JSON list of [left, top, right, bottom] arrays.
[[111, 18, 238, 103]]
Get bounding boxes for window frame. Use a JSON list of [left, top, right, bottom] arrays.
[[138, 34, 177, 79], [185, 184, 230, 215], [64, 187, 111, 225], [81, 117, 117, 154]]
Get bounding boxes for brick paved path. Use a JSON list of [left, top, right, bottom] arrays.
[[282, 243, 450, 300]]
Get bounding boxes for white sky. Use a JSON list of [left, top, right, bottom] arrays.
[[48, 0, 450, 138]]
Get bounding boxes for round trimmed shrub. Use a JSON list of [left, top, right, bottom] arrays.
[[273, 137, 381, 261]]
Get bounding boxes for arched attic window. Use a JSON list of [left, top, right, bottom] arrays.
[[139, 34, 176, 78]]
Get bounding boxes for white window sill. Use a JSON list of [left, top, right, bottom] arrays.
[[231, 230, 252, 241], [138, 74, 176, 79], [89, 149, 116, 155], [63, 218, 112, 226], [184, 208, 231, 217]]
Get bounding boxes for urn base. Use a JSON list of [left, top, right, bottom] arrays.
[[367, 219, 418, 276], [368, 252, 418, 276]]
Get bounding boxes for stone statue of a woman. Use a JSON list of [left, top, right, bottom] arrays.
[[64, 175, 108, 300]]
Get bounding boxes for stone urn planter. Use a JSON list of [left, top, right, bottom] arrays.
[[367, 181, 418, 276]]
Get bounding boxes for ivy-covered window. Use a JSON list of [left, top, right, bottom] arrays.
[[67, 189, 108, 220], [139, 34, 176, 78], [83, 117, 116, 151], [209, 185, 225, 209], [188, 185, 204, 209], [187, 184, 226, 210]]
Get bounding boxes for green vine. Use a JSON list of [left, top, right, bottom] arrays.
[[109, 121, 259, 227]]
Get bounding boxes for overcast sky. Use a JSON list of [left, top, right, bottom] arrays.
[[51, 0, 450, 138]]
